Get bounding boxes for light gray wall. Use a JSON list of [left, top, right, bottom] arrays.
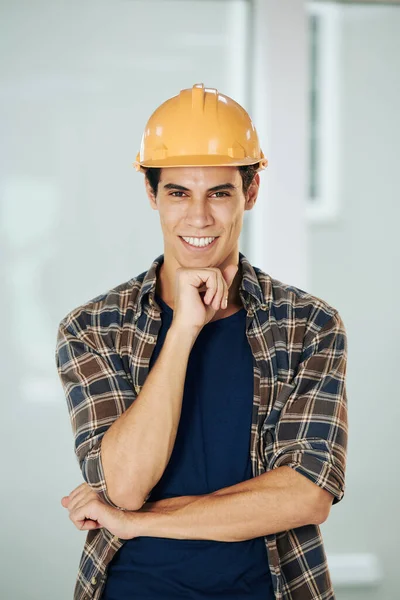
[[0, 2, 251, 598], [308, 5, 400, 600], [249, 0, 309, 288]]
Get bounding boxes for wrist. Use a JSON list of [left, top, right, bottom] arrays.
[[167, 323, 200, 345], [128, 509, 160, 539], [126, 495, 202, 539]]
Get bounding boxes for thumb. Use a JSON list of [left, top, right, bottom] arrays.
[[222, 263, 240, 290]]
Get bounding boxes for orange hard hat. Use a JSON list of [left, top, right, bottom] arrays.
[[134, 83, 268, 173]]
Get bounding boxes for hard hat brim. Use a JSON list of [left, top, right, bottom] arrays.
[[134, 155, 268, 172]]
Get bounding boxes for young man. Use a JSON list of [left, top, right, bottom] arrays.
[[56, 83, 348, 600]]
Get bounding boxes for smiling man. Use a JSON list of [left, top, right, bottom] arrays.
[[56, 83, 348, 600]]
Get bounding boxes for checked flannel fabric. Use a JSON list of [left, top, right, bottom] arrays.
[[55, 251, 348, 600]]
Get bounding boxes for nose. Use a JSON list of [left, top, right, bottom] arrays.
[[185, 198, 213, 228]]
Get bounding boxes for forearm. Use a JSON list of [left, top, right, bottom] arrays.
[[135, 466, 323, 542], [101, 324, 197, 510]]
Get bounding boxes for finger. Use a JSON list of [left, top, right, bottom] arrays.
[[73, 517, 100, 531], [68, 485, 95, 513], [222, 274, 229, 309], [69, 492, 99, 516], [68, 482, 88, 502], [212, 272, 224, 311], [222, 280, 229, 309], [203, 271, 218, 306], [69, 495, 95, 519], [67, 491, 88, 513], [70, 499, 98, 529], [79, 520, 100, 531]]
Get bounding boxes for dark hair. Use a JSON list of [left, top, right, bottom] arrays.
[[145, 164, 258, 197]]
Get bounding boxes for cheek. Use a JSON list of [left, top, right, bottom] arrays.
[[159, 206, 182, 232], [228, 210, 243, 230]]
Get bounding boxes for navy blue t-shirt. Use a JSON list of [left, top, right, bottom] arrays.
[[101, 292, 275, 599]]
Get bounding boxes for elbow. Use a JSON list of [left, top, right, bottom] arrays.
[[80, 445, 146, 511], [316, 503, 332, 525], [85, 436, 151, 510], [315, 488, 335, 524], [310, 507, 329, 526], [108, 485, 148, 511], [310, 493, 334, 525], [101, 467, 148, 511]]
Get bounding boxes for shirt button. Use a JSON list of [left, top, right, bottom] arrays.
[[111, 535, 119, 543], [148, 336, 155, 343], [149, 297, 153, 306], [91, 576, 97, 585]]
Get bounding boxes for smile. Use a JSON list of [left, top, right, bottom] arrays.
[[179, 236, 219, 250]]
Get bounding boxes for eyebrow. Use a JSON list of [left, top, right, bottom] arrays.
[[163, 183, 237, 192]]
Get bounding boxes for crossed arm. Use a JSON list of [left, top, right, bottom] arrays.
[[134, 465, 333, 542], [58, 310, 346, 540], [62, 463, 333, 541]]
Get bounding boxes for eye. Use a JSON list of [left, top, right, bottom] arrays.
[[212, 191, 229, 197], [169, 190, 229, 198]]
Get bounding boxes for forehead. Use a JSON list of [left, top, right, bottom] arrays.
[[159, 166, 240, 187]]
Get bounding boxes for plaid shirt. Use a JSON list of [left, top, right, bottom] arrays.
[[55, 251, 348, 600]]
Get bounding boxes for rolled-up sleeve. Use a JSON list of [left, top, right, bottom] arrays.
[[266, 311, 348, 505], [55, 318, 138, 509]]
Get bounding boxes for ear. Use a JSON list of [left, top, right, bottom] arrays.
[[244, 173, 260, 211], [145, 177, 158, 210]]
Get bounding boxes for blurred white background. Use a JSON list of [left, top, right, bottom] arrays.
[[1, 1, 399, 599]]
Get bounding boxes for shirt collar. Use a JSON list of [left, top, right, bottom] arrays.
[[135, 251, 272, 317]]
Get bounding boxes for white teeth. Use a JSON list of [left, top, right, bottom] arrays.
[[182, 236, 216, 247]]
